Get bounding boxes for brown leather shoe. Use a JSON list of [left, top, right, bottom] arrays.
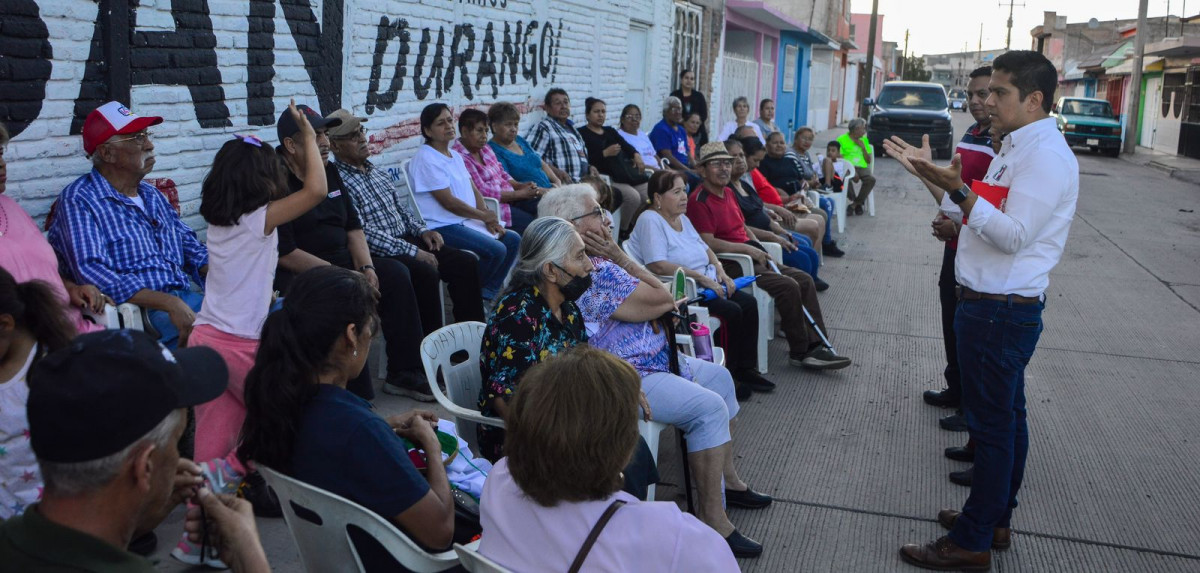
[[899, 536, 991, 571], [937, 509, 1012, 550]]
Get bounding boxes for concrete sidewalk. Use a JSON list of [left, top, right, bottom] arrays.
[[149, 114, 1200, 572], [1120, 146, 1200, 186]]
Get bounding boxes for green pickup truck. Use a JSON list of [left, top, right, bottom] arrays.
[[1051, 97, 1122, 157]]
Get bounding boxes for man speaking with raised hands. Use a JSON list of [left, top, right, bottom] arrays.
[[891, 50, 1079, 571]]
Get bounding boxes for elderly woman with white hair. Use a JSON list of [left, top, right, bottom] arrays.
[[537, 184, 771, 559], [477, 216, 660, 499]]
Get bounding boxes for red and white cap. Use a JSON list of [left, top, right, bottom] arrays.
[[81, 101, 163, 156]]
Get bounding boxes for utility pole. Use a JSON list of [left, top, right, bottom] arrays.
[[857, 0, 881, 118], [900, 28, 909, 79], [999, 0, 1025, 51], [1124, 0, 1149, 155], [978, 22, 983, 66]]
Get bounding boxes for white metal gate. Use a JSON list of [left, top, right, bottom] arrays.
[[626, 24, 651, 132], [842, 63, 859, 121], [809, 52, 832, 132], [720, 54, 760, 127]]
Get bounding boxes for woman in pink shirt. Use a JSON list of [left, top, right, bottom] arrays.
[[453, 108, 544, 234], [479, 346, 739, 572], [0, 124, 107, 333]]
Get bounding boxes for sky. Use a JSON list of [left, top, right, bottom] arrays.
[[871, 0, 1189, 56]]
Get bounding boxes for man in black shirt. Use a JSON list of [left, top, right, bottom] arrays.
[[274, 105, 432, 401]]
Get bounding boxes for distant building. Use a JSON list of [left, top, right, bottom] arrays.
[[922, 49, 1006, 90], [1032, 10, 1200, 159]]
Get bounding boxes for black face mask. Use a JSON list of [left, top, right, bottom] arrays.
[[553, 263, 593, 301]]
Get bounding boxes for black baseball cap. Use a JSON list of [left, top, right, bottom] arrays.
[[27, 330, 229, 464], [276, 104, 342, 144]]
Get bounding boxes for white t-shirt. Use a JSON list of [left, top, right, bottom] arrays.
[[410, 145, 485, 232], [628, 210, 717, 280], [195, 205, 278, 339], [716, 121, 765, 144], [0, 344, 41, 520], [618, 129, 659, 169]]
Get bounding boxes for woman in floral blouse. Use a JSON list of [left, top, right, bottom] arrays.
[[477, 216, 660, 500], [478, 216, 594, 460], [454, 109, 546, 234]]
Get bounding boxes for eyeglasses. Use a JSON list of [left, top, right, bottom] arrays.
[[570, 206, 607, 222], [0, 145, 6, 158], [705, 159, 733, 168], [108, 131, 151, 147], [622, 114, 642, 120]]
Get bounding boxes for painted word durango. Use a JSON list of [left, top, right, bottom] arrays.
[[366, 18, 564, 113]]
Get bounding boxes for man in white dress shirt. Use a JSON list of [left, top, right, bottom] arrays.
[[896, 50, 1078, 571]]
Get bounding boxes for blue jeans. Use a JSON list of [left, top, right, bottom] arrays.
[[781, 233, 821, 280], [146, 287, 205, 349], [818, 197, 835, 244], [436, 223, 521, 300], [948, 298, 1044, 552]]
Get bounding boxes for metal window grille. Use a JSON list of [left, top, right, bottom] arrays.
[[673, 2, 704, 89]]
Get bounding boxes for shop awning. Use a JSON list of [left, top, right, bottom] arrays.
[[1106, 57, 1165, 75], [1146, 36, 1200, 58]]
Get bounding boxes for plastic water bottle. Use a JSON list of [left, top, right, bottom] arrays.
[[690, 322, 714, 362]]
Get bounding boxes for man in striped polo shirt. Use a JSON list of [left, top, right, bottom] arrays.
[[886, 67, 999, 484]]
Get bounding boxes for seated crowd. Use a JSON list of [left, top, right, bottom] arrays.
[[0, 85, 865, 570]]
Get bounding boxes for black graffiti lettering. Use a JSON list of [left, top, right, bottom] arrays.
[[500, 21, 521, 86], [129, 0, 231, 128], [445, 24, 475, 100], [366, 17, 412, 114], [475, 22, 498, 99], [522, 21, 538, 84], [551, 19, 562, 83], [0, 0, 53, 138], [281, 0, 343, 114], [246, 0, 275, 125], [538, 20, 554, 78], [413, 27, 446, 100]]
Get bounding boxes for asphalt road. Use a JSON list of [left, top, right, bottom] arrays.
[[151, 111, 1200, 572]]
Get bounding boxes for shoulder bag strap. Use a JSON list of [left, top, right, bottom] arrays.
[[567, 500, 627, 573]]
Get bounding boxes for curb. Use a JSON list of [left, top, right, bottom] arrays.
[[1118, 153, 1200, 186]]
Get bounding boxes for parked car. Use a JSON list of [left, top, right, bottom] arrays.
[[1051, 97, 1122, 157], [948, 89, 968, 111], [865, 81, 955, 159]]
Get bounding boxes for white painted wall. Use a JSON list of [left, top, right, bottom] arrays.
[[4, 0, 675, 232]]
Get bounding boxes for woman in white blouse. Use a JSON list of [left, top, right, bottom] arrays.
[[716, 97, 765, 143], [626, 170, 774, 391], [616, 104, 662, 170], [410, 103, 521, 301]]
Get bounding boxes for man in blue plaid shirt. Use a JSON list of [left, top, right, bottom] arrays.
[[48, 102, 207, 349], [527, 88, 599, 183]]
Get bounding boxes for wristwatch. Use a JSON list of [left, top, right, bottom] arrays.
[[358, 264, 375, 272], [949, 184, 970, 205]]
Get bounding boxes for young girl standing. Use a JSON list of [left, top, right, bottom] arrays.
[[171, 101, 329, 566], [0, 267, 76, 520]]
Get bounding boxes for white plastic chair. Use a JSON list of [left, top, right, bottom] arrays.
[[716, 253, 774, 374], [454, 543, 513, 573], [90, 303, 147, 331], [419, 322, 503, 457], [258, 466, 467, 573]]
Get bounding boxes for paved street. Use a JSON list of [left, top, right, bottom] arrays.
[[151, 112, 1200, 572]]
